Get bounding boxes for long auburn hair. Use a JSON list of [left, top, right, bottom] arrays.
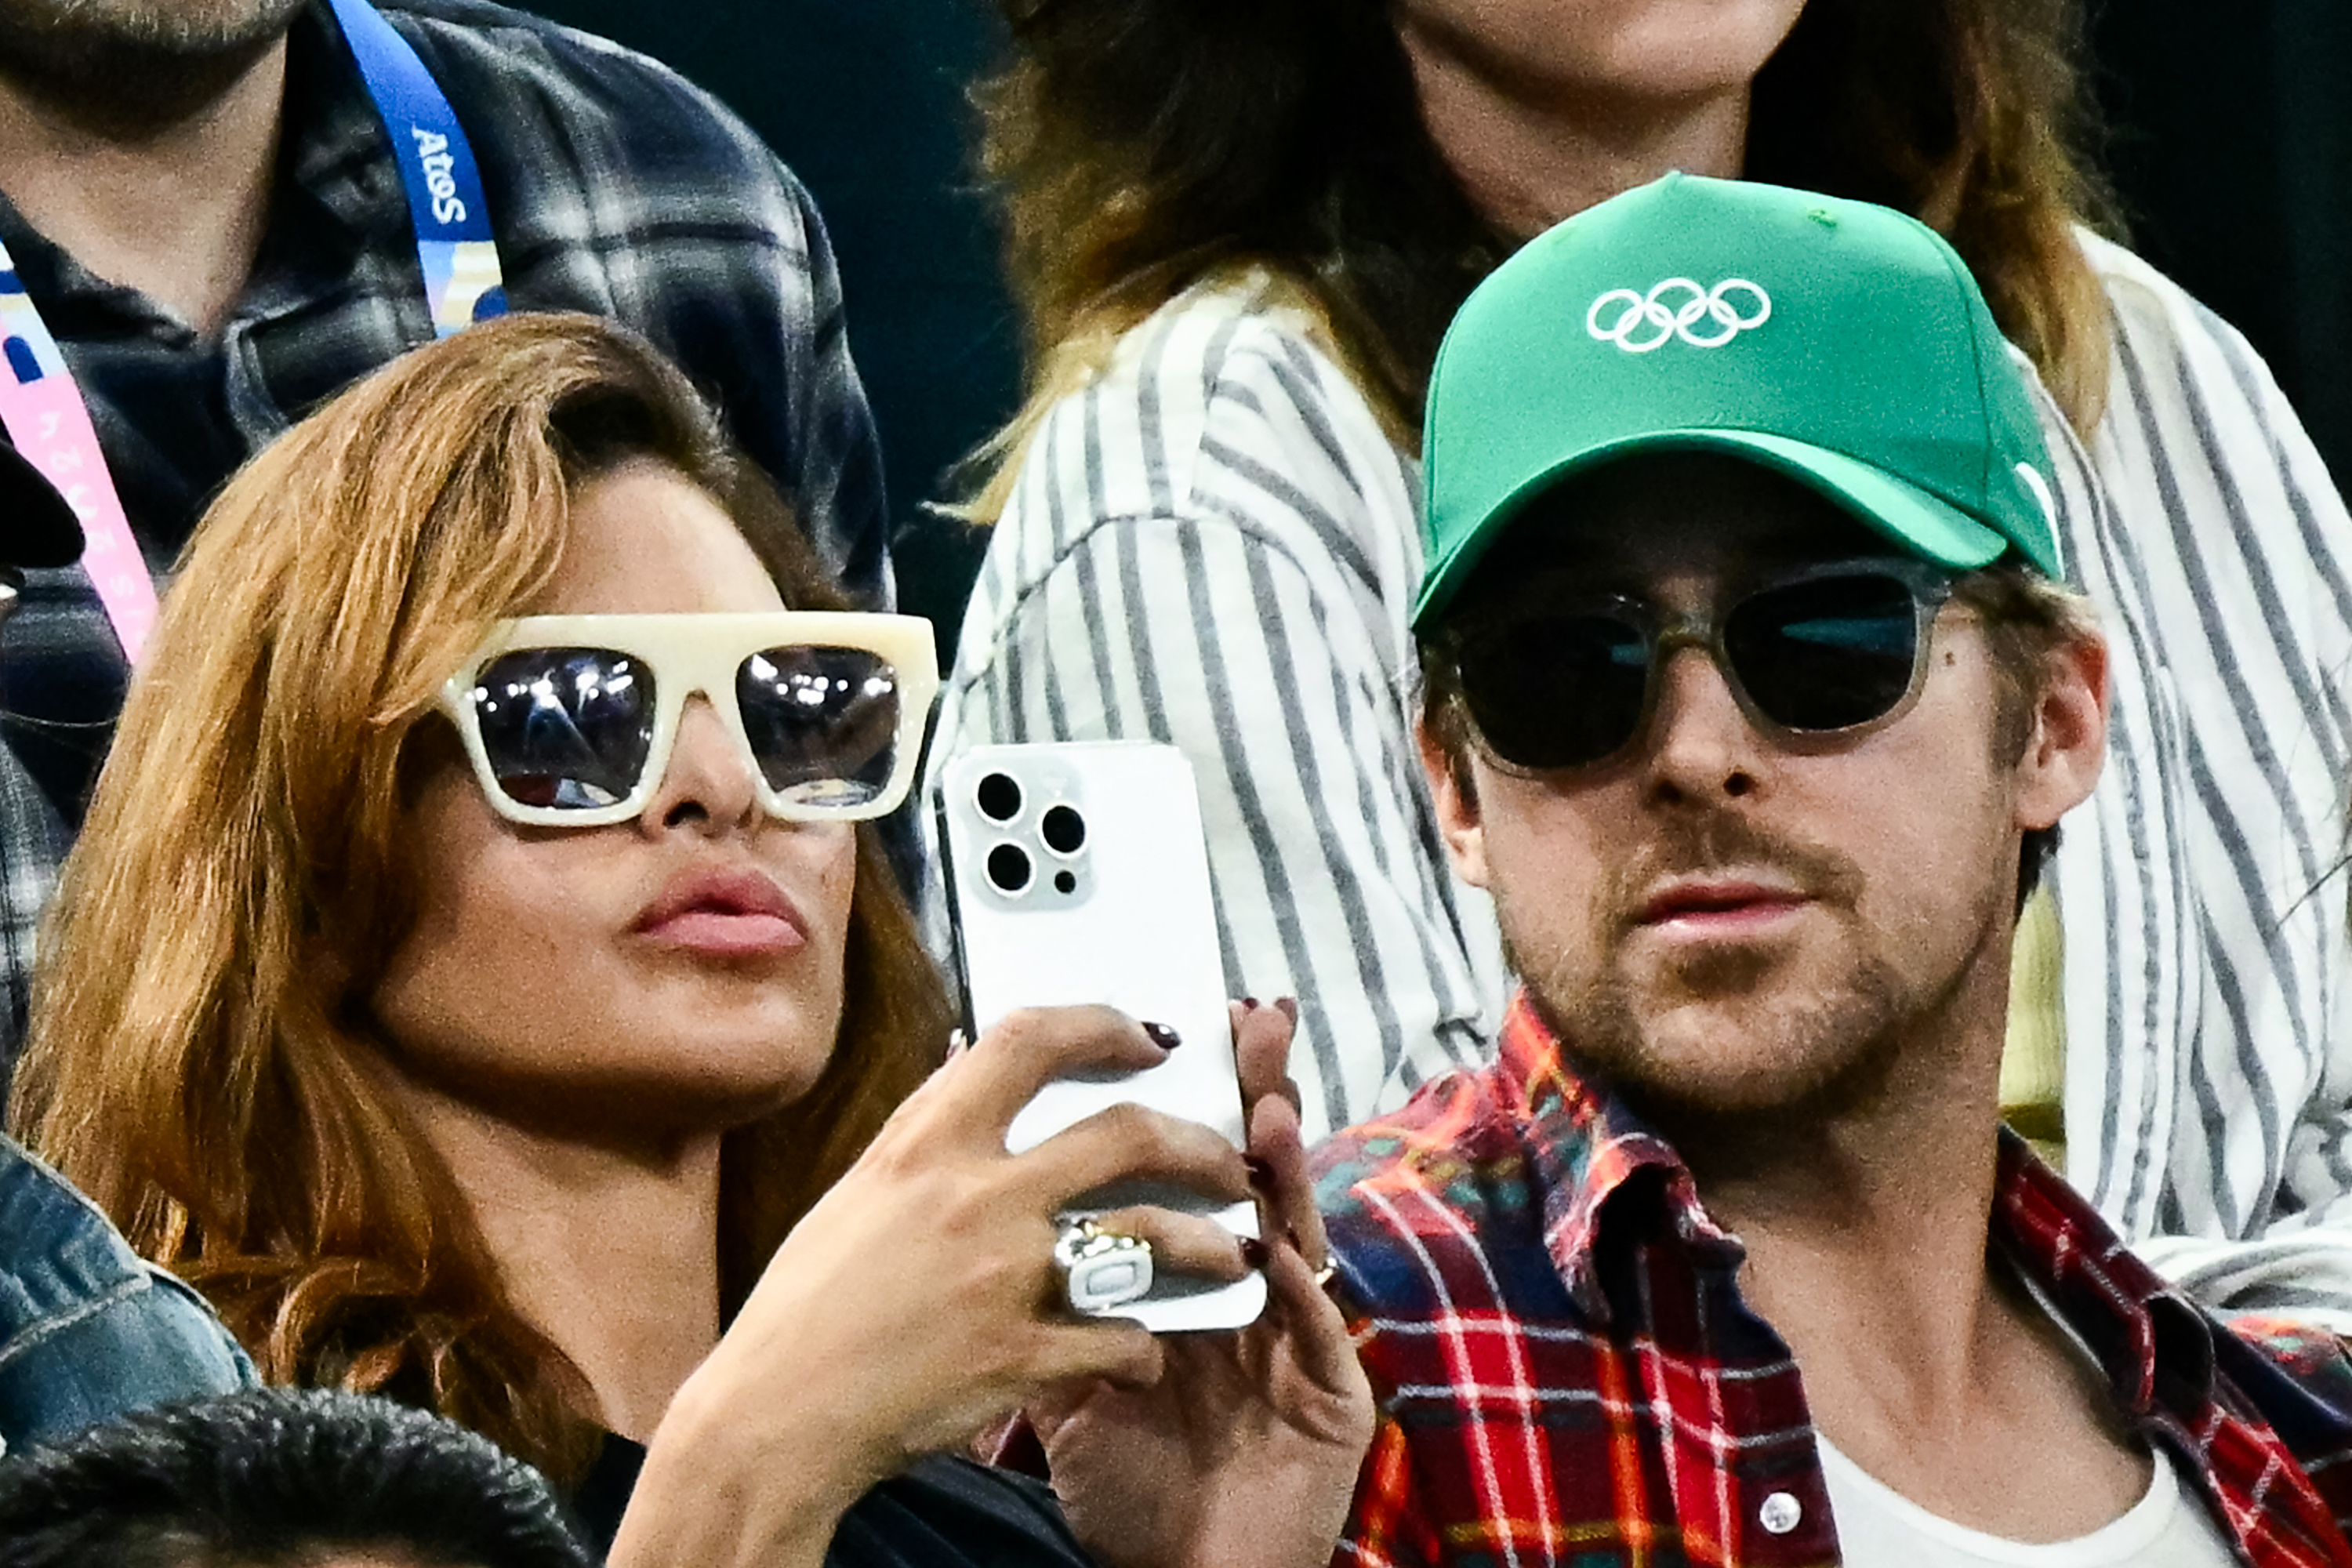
[[973, 0, 2117, 517], [9, 314, 951, 1480]]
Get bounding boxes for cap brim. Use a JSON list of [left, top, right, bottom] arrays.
[[1414, 430, 2008, 627], [0, 441, 81, 569]]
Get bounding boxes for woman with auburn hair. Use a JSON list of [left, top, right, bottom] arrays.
[[11, 313, 1370, 1566], [928, 0, 2352, 1319]]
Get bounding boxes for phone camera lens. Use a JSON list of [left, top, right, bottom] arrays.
[[976, 772, 1023, 822], [986, 842, 1033, 894], [1040, 804, 1086, 855], [1053, 869, 1077, 895]]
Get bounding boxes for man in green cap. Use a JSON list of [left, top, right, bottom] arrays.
[[1312, 175, 2352, 1566]]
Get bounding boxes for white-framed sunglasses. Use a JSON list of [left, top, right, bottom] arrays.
[[438, 612, 938, 828]]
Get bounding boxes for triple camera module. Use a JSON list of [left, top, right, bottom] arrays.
[[975, 769, 1088, 900]]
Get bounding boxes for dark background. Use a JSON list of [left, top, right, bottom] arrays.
[[2089, 0, 2352, 489], [529, 0, 2352, 651], [528, 0, 1015, 654]]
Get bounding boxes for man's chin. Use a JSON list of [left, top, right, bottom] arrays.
[[0, 0, 302, 118], [1532, 956, 1913, 1136], [1604, 1050, 1882, 1123]]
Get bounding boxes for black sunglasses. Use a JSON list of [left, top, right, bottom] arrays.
[[1439, 558, 1960, 772]]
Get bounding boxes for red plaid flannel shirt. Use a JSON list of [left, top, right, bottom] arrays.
[[1312, 990, 2352, 1568]]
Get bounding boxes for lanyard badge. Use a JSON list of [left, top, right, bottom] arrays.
[[0, 258, 158, 661], [324, 0, 507, 335], [0, 0, 509, 666]]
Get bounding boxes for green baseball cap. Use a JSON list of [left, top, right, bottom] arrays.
[[1414, 172, 2062, 627]]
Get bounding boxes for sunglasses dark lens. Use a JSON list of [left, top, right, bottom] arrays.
[[1455, 612, 1652, 770], [736, 646, 902, 808], [1725, 573, 1922, 732], [470, 648, 655, 811]]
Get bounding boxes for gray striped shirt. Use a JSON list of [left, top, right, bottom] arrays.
[[927, 278, 1501, 1138], [2053, 236, 2352, 1326], [931, 246, 2352, 1326]]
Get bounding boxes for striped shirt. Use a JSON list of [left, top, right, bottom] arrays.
[[0, 0, 887, 1072], [926, 277, 1503, 1137], [932, 243, 2352, 1320], [1312, 993, 2352, 1568], [2051, 237, 2352, 1326]]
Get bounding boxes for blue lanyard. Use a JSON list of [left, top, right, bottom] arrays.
[[0, 0, 508, 665], [325, 0, 509, 333]]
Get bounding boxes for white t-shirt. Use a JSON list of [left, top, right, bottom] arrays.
[[1816, 1259, 2243, 1567], [1816, 1435, 2237, 1568]]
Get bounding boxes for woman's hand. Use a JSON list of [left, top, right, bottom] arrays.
[[1031, 1000, 1377, 1568], [610, 1005, 1255, 1568]]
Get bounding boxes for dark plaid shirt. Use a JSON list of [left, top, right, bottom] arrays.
[[1313, 990, 2352, 1568], [0, 0, 888, 1063]]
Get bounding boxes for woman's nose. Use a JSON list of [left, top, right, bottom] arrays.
[[638, 694, 760, 833]]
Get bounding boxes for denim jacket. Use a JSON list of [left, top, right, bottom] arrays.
[[0, 1134, 252, 1455]]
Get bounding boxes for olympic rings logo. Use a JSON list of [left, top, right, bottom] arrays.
[[1586, 278, 1773, 353]]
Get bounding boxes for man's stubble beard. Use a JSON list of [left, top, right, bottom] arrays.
[[0, 0, 307, 128], [1498, 807, 1995, 1170], [1514, 917, 1917, 1162]]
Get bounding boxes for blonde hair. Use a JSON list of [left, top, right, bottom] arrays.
[[969, 0, 2118, 522], [11, 314, 950, 1479]]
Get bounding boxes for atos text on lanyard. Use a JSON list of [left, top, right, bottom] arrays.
[[0, 0, 506, 665]]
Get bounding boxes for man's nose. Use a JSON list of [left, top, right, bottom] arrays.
[[1642, 644, 1762, 802]]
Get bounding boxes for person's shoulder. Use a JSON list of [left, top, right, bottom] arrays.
[[0, 1135, 149, 1316], [2223, 1315, 2352, 1403], [0, 1136, 238, 1348], [376, 0, 694, 82], [378, 0, 702, 93], [2069, 230, 2333, 509], [2212, 1315, 2352, 1476], [1311, 1066, 1548, 1319], [1000, 272, 1414, 546], [375, 0, 796, 197], [2074, 230, 2194, 304], [1072, 274, 1400, 469], [1147, 274, 1389, 426], [0, 1138, 252, 1450], [2074, 230, 2263, 377]]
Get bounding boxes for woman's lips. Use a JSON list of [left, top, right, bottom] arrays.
[[632, 867, 807, 958]]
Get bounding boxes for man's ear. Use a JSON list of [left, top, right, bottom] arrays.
[[1417, 713, 1491, 889], [2013, 629, 2108, 832]]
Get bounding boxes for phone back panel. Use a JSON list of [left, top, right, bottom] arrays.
[[938, 742, 1264, 1331]]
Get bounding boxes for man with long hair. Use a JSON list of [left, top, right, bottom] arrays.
[[1318, 172, 2352, 1568], [935, 0, 2352, 1326]]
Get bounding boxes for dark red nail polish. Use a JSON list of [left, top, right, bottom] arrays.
[[1274, 997, 1300, 1025], [1142, 1022, 1182, 1051], [1240, 1237, 1269, 1269], [1241, 996, 1260, 1011]]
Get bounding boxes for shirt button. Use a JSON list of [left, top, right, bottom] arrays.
[[1759, 1492, 1802, 1535]]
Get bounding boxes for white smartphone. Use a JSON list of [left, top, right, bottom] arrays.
[[937, 741, 1266, 1333]]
